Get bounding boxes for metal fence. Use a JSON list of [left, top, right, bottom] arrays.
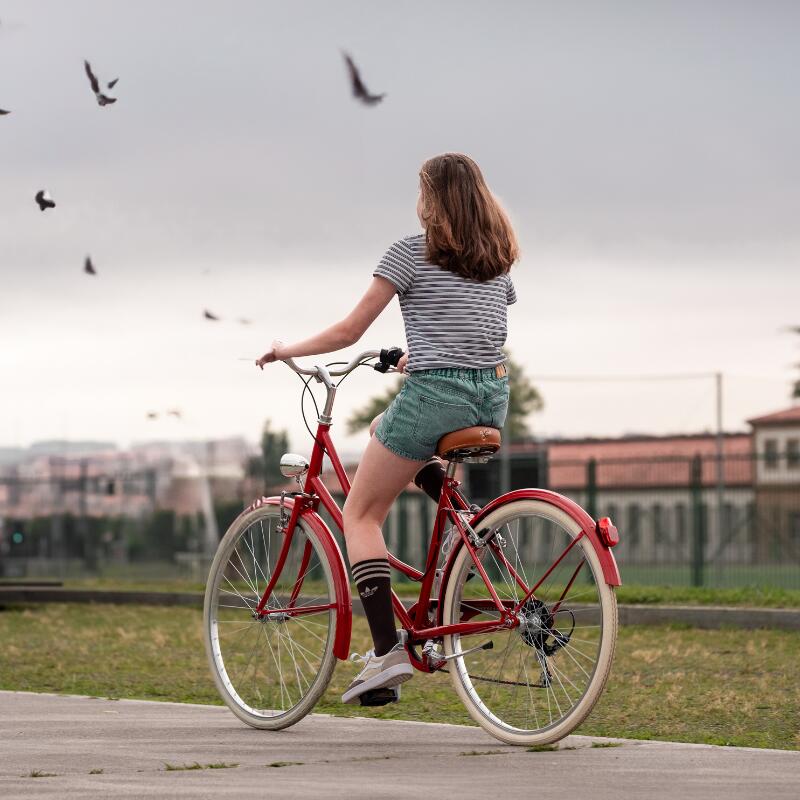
[[463, 451, 800, 589], [0, 468, 242, 584], [1, 452, 799, 589]]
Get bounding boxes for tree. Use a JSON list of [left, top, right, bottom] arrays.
[[346, 349, 543, 443], [247, 419, 290, 490], [346, 379, 403, 435], [504, 350, 544, 442]]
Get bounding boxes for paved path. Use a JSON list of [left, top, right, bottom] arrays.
[[1, 691, 798, 799]]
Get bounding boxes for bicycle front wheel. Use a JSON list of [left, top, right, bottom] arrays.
[[442, 498, 617, 745], [203, 504, 337, 729]]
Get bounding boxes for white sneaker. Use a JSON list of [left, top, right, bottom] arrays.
[[341, 643, 413, 705]]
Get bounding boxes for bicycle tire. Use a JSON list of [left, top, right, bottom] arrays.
[[203, 504, 338, 729], [441, 498, 617, 745]]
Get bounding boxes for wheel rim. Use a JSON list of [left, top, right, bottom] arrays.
[[449, 507, 608, 736], [207, 508, 335, 721]]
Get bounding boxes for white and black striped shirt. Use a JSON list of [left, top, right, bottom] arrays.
[[373, 233, 517, 372]]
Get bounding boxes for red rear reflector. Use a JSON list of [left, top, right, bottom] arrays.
[[597, 517, 619, 548]]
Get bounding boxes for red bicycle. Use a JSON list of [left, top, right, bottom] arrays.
[[203, 348, 621, 745]]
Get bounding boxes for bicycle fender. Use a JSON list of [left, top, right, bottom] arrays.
[[261, 496, 353, 660], [440, 489, 622, 605]]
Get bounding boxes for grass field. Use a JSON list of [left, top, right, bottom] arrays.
[[0, 603, 797, 750], [30, 577, 800, 608]]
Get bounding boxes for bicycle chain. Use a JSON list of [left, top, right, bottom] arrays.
[[437, 667, 546, 688]]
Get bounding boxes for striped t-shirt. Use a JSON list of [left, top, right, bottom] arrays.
[[373, 233, 517, 372]]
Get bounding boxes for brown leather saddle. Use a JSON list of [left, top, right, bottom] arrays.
[[436, 426, 502, 462]]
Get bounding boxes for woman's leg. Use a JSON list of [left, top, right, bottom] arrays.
[[343, 434, 423, 565], [368, 413, 383, 437], [368, 412, 446, 503], [339, 434, 424, 702]]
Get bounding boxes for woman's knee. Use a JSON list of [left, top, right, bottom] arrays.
[[342, 487, 387, 537], [342, 495, 357, 532], [342, 494, 366, 533], [368, 412, 383, 438]]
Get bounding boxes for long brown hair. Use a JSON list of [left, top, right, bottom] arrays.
[[419, 153, 519, 281]]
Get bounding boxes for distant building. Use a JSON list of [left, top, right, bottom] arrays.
[[0, 437, 254, 521], [470, 405, 800, 568], [747, 405, 800, 560]]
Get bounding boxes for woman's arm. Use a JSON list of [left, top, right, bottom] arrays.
[[256, 277, 397, 368]]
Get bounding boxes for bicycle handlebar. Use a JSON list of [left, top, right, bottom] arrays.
[[282, 349, 388, 380], [280, 347, 404, 423]]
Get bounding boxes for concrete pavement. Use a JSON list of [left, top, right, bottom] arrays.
[[0, 691, 798, 799]]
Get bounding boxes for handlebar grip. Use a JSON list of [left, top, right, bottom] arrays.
[[374, 347, 405, 373]]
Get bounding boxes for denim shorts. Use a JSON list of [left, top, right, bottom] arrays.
[[374, 367, 510, 462]]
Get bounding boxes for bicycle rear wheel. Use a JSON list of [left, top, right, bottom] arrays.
[[442, 498, 617, 745], [203, 504, 337, 729]]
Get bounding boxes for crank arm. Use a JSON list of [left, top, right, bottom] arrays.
[[443, 640, 494, 662]]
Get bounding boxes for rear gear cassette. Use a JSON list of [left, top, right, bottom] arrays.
[[518, 598, 575, 657]]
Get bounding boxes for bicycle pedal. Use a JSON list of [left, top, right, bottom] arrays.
[[358, 686, 401, 707]]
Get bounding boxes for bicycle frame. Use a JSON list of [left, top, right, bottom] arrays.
[[249, 409, 619, 669]]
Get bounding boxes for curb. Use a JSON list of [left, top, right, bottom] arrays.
[[1, 587, 799, 630], [617, 603, 800, 630]]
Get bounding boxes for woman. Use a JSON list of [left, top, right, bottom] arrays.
[[256, 152, 518, 704]]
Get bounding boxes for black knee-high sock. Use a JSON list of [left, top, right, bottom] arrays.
[[414, 459, 446, 502], [414, 458, 469, 506], [351, 558, 397, 657]]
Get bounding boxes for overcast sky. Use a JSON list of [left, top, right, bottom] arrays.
[[1, 0, 798, 457]]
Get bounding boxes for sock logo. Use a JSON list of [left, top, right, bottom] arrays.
[[359, 585, 378, 598]]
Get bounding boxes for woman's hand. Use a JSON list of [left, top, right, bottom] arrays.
[[397, 352, 409, 374], [255, 339, 285, 370]]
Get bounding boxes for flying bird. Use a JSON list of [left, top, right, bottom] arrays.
[[167, 408, 182, 419], [780, 325, 800, 335], [84, 256, 97, 275], [204, 309, 220, 321], [84, 60, 117, 106], [107, 78, 119, 90], [0, 108, 10, 116], [35, 190, 55, 211], [146, 411, 159, 420], [342, 51, 385, 106], [238, 318, 252, 325]]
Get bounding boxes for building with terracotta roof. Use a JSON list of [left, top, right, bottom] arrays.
[[460, 406, 800, 575], [746, 406, 800, 561]]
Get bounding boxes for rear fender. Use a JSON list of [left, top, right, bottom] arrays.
[[257, 496, 352, 660]]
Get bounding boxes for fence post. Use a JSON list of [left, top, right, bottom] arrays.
[[538, 446, 549, 490], [690, 454, 705, 587], [394, 496, 405, 580], [586, 458, 597, 520]]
